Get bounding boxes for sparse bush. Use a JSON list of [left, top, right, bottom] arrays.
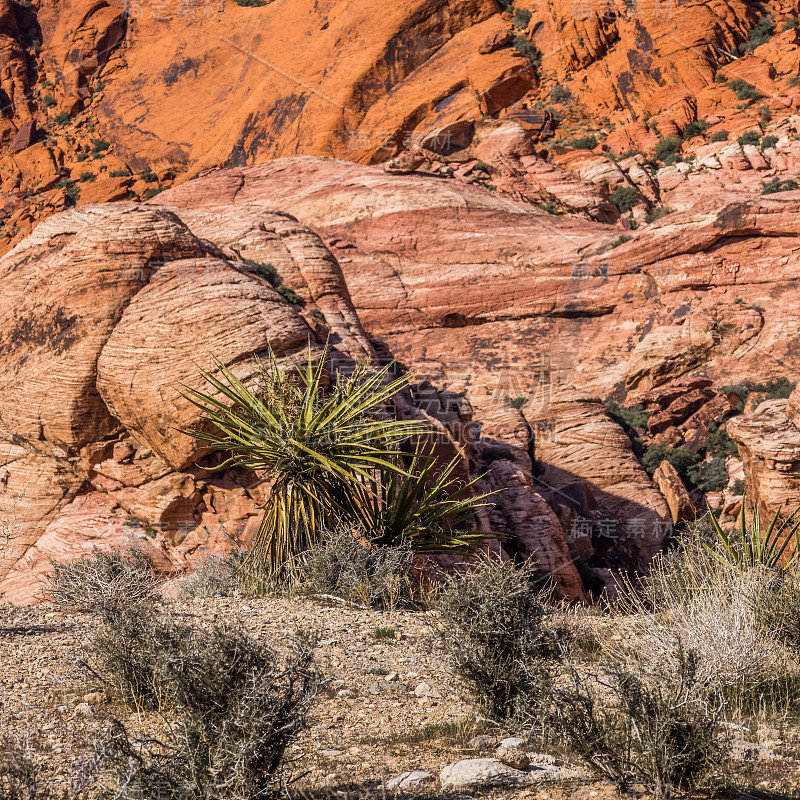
[[762, 177, 799, 194], [549, 84, 570, 103], [511, 6, 532, 27], [709, 130, 729, 142], [609, 234, 633, 248], [109, 169, 130, 178], [54, 177, 79, 206], [512, 34, 540, 64], [0, 735, 100, 799], [721, 377, 795, 403], [242, 258, 279, 285], [138, 167, 158, 183], [737, 129, 761, 146], [686, 456, 728, 492], [641, 444, 700, 481], [295, 526, 414, 610], [41, 94, 56, 109], [728, 79, 762, 101], [430, 557, 559, 721], [705, 427, 738, 460], [654, 135, 682, 163], [234, 0, 269, 5], [78, 171, 95, 182], [760, 105, 772, 125], [739, 14, 773, 53], [142, 186, 164, 200], [53, 111, 70, 126], [646, 206, 674, 223], [605, 398, 651, 430], [549, 649, 727, 796], [46, 547, 159, 620], [90, 138, 110, 155], [97, 610, 321, 799], [731, 478, 745, 495], [537, 200, 560, 214], [682, 119, 709, 140], [569, 134, 598, 150], [275, 284, 305, 305], [760, 134, 779, 150], [610, 185, 639, 212], [179, 552, 235, 599]]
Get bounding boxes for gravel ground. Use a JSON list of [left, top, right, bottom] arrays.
[[2, 597, 800, 799]]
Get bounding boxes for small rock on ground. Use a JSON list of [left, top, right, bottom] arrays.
[[385, 770, 435, 790]]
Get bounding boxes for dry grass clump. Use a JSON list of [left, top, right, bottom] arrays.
[[0, 735, 101, 800], [295, 526, 415, 609], [85, 606, 322, 799], [45, 547, 160, 619], [429, 556, 561, 722], [549, 647, 728, 797], [611, 519, 800, 708]]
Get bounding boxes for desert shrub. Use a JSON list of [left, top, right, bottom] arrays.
[[295, 526, 414, 609], [613, 520, 800, 709], [605, 398, 651, 430], [682, 119, 709, 140], [511, 6, 531, 27], [98, 611, 321, 799], [242, 258, 279, 285], [109, 169, 130, 178], [430, 557, 559, 721], [54, 177, 79, 205], [512, 34, 540, 64], [550, 649, 727, 796], [91, 138, 110, 154], [739, 14, 773, 53], [609, 234, 632, 248], [705, 427, 738, 460], [737, 129, 761, 146], [179, 552, 235, 599], [760, 134, 779, 150], [0, 736, 100, 800], [762, 177, 799, 194], [142, 186, 163, 200], [45, 547, 159, 620], [41, 94, 55, 109], [709, 130, 729, 142], [234, 0, 269, 5], [731, 478, 745, 495], [610, 185, 639, 212], [549, 84, 570, 103], [569, 134, 598, 149], [275, 284, 305, 305], [728, 79, 762, 101], [641, 444, 700, 480], [138, 167, 158, 183], [77, 171, 95, 182], [686, 456, 728, 492], [654, 135, 682, 163], [53, 111, 70, 126], [646, 206, 674, 223], [537, 200, 560, 214], [721, 377, 795, 404], [760, 105, 772, 124]]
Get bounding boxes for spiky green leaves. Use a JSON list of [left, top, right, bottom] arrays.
[[705, 494, 800, 572], [182, 345, 497, 576]]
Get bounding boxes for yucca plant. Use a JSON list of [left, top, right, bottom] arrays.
[[349, 446, 495, 553], [183, 345, 496, 576], [705, 494, 800, 572]]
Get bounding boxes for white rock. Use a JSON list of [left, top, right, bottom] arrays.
[[467, 734, 497, 751], [385, 771, 435, 790], [413, 681, 442, 699], [499, 736, 526, 748], [440, 758, 533, 790], [320, 749, 344, 758]]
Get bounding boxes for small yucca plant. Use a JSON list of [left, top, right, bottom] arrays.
[[183, 345, 496, 577], [705, 494, 800, 572]]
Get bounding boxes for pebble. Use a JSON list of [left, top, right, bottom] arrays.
[[413, 681, 442, 699]]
